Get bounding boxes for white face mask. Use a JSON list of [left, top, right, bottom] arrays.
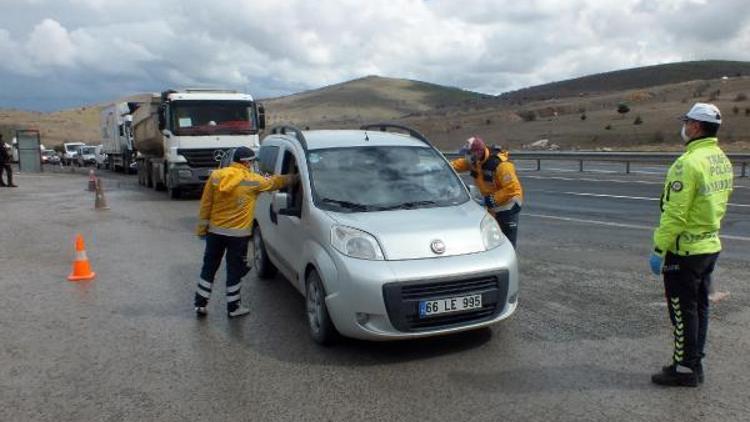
[[680, 124, 690, 142]]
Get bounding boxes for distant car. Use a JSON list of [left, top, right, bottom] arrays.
[[41, 149, 60, 165], [76, 146, 97, 167], [63, 142, 85, 166]]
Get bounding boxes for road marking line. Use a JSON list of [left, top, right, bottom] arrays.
[[531, 190, 750, 208], [524, 174, 750, 190], [525, 213, 750, 242]]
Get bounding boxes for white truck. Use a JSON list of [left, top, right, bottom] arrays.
[[100, 102, 137, 173], [133, 88, 265, 198], [62, 141, 85, 166]]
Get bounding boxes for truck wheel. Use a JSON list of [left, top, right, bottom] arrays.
[[306, 270, 338, 346], [252, 226, 277, 279]]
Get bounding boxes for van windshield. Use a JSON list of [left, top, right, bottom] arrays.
[[308, 146, 469, 212]]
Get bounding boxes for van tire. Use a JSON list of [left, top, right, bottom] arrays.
[[306, 270, 338, 346], [253, 226, 277, 279]]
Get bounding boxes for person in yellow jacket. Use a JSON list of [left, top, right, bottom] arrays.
[[194, 147, 295, 318], [451, 136, 523, 249], [649, 103, 733, 387]]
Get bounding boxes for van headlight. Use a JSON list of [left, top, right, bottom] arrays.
[[481, 214, 505, 250], [330, 225, 385, 260]]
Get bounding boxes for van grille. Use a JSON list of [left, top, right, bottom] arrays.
[[382, 272, 508, 332]]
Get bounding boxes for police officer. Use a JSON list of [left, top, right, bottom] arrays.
[[649, 103, 733, 387], [194, 147, 295, 318], [451, 136, 523, 249]]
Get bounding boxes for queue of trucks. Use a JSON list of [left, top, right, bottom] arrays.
[[96, 88, 265, 198]]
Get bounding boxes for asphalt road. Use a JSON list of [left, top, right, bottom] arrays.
[[2, 165, 749, 422]]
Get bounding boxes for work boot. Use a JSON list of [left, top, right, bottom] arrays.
[[195, 306, 208, 317], [652, 364, 699, 387], [662, 362, 703, 383], [228, 305, 250, 318]]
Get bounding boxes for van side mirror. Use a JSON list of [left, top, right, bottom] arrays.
[[257, 104, 266, 130], [273, 192, 289, 213]]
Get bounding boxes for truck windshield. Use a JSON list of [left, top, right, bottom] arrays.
[[308, 146, 469, 212], [170, 100, 257, 136], [81, 147, 96, 154]]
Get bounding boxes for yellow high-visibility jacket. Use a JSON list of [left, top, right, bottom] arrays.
[[197, 163, 289, 237], [451, 148, 523, 212]]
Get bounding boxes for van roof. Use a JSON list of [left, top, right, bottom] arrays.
[[279, 130, 429, 151]]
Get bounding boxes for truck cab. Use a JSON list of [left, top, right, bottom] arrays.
[[134, 88, 265, 198]]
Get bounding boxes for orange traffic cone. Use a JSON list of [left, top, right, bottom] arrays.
[[68, 234, 96, 281], [88, 169, 97, 192]]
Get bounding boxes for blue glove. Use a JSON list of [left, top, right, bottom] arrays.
[[649, 253, 663, 275], [483, 195, 496, 208]]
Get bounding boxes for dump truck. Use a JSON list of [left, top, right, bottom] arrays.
[[100, 102, 138, 173], [132, 88, 265, 198]]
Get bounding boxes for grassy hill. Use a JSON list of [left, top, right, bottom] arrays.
[[263, 75, 489, 128], [499, 60, 750, 103], [0, 106, 101, 148]]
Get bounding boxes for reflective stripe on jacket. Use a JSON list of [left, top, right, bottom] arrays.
[[197, 163, 289, 237], [451, 147, 523, 210], [653, 137, 733, 256]]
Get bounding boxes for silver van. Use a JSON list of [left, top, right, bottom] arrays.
[[253, 124, 518, 344]]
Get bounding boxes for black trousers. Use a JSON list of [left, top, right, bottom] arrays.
[[494, 204, 521, 249], [0, 164, 13, 186], [194, 233, 251, 312], [662, 251, 719, 368]]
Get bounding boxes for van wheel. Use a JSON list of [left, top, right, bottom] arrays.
[[253, 226, 276, 279], [306, 270, 338, 345]]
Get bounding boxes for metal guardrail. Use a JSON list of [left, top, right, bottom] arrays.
[[442, 151, 750, 177]]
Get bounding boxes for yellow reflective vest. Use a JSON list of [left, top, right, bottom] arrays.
[[653, 137, 733, 256], [451, 147, 523, 211], [197, 163, 289, 237]]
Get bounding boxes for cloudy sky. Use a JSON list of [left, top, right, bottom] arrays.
[[1, 0, 749, 111]]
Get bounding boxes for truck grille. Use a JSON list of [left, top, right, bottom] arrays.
[[382, 272, 508, 332], [177, 148, 230, 168]]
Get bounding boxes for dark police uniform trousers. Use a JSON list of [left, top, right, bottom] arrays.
[[662, 251, 719, 369]]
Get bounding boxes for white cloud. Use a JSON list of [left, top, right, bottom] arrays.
[[0, 0, 749, 110]]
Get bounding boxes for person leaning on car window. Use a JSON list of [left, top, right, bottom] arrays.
[[193, 146, 297, 318], [0, 134, 17, 188], [451, 136, 523, 249]]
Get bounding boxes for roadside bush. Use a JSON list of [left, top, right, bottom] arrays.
[[735, 93, 748, 102], [617, 103, 630, 115], [518, 110, 537, 122], [485, 119, 492, 125], [580, 113, 587, 121], [733, 106, 740, 115], [605, 124, 612, 130], [633, 115, 643, 125], [746, 108, 750, 116], [653, 130, 665, 143]]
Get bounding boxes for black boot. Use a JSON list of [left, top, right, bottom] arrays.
[[663, 362, 703, 383], [653, 364, 699, 387]]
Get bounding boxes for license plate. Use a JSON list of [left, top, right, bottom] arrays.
[[419, 294, 482, 317]]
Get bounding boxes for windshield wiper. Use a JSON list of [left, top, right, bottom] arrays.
[[379, 200, 439, 210], [320, 198, 371, 211]]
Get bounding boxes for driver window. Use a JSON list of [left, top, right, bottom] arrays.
[[280, 148, 303, 212]]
